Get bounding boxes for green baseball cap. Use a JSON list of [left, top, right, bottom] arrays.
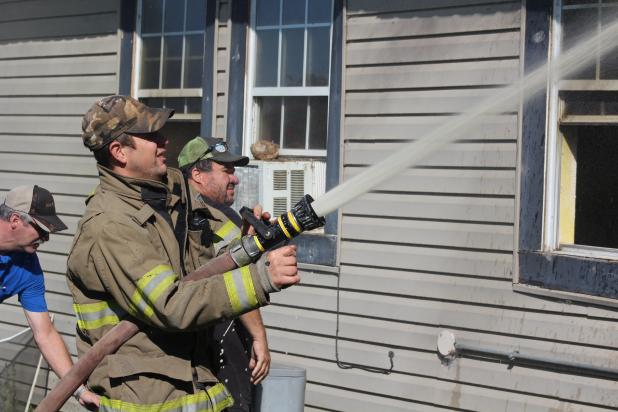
[[178, 136, 249, 168]]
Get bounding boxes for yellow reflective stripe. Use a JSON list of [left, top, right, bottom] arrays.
[[287, 211, 301, 233], [99, 382, 233, 412], [213, 220, 242, 254], [241, 266, 258, 308], [277, 216, 292, 239], [214, 220, 241, 242], [253, 235, 265, 252], [223, 266, 258, 314], [130, 265, 176, 319], [73, 301, 125, 331], [224, 271, 241, 313]]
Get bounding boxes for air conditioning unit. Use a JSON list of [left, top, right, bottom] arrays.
[[231, 160, 326, 219], [257, 160, 325, 218]]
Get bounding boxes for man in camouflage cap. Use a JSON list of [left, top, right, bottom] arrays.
[[67, 96, 299, 411], [81, 94, 173, 152]]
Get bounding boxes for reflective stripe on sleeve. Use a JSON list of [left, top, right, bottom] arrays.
[[73, 301, 126, 331], [212, 220, 241, 255], [223, 266, 258, 314], [130, 265, 177, 319], [99, 382, 233, 412]]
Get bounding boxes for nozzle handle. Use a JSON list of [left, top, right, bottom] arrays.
[[239, 206, 274, 239]]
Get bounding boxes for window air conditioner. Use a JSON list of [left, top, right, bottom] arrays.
[[257, 160, 325, 218]]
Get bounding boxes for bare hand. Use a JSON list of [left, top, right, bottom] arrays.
[[249, 338, 270, 385], [78, 388, 100, 411], [267, 245, 299, 289]]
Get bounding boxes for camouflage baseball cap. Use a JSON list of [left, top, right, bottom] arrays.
[[178, 136, 249, 169], [81, 95, 174, 151]]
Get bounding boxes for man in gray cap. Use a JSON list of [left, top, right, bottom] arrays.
[[0, 185, 99, 409], [67, 95, 298, 411], [178, 136, 270, 412]]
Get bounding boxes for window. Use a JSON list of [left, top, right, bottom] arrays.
[[518, 0, 618, 302], [547, 1, 618, 255], [246, 0, 333, 156], [134, 0, 206, 120]]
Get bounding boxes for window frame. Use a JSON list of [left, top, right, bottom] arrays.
[[132, 0, 208, 121], [517, 0, 618, 305], [243, 0, 334, 157]]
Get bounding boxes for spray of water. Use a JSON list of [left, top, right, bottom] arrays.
[[311, 18, 618, 218]]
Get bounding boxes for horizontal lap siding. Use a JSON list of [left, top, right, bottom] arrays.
[[0, 1, 119, 409], [262, 1, 618, 411]]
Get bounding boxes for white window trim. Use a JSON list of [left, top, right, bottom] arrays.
[[543, 0, 618, 260], [133, 0, 203, 102], [243, 0, 332, 158]]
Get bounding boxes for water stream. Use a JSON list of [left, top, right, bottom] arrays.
[[311, 19, 618, 218]]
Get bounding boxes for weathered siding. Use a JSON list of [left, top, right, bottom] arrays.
[[262, 1, 618, 411], [215, 0, 231, 136], [0, 0, 119, 409]]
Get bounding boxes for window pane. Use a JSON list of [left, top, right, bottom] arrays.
[[282, 96, 307, 148], [141, 97, 163, 108], [282, 0, 305, 25], [306, 27, 330, 86], [308, 0, 331, 23], [186, 0, 205, 31], [600, 6, 618, 79], [256, 0, 280, 26], [162, 35, 182, 88], [257, 97, 282, 145], [562, 91, 618, 116], [562, 8, 597, 79], [308, 97, 327, 149], [184, 34, 204, 88], [141, 37, 161, 88], [571, 126, 618, 248], [166, 97, 185, 113], [164, 0, 184, 32], [255, 29, 279, 87], [281, 28, 304, 86], [142, 0, 163, 33], [186, 97, 202, 114]]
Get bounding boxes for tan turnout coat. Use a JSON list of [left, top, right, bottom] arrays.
[[66, 166, 268, 411]]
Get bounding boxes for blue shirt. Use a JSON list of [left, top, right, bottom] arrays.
[[0, 252, 48, 312]]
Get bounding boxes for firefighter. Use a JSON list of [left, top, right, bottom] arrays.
[[66, 95, 298, 411], [178, 136, 270, 411]]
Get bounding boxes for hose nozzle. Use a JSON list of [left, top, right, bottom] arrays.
[[231, 195, 325, 266]]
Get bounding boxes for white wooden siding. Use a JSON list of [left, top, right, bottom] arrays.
[[261, 0, 618, 411], [0, 0, 119, 409]]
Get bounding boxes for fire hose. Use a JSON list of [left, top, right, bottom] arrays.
[[35, 195, 324, 412]]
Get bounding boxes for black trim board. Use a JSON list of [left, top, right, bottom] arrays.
[[118, 0, 137, 95], [200, 0, 217, 137], [519, 0, 551, 252], [226, 0, 249, 154], [324, 0, 343, 236], [520, 251, 618, 299], [291, 233, 337, 267]]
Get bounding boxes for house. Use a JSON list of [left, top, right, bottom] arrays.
[[0, 0, 616, 410]]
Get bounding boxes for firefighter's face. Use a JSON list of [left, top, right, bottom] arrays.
[[124, 132, 169, 181], [192, 162, 239, 206]]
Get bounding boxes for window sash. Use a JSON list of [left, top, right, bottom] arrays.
[[134, 0, 204, 99], [545, 0, 618, 258], [245, 0, 332, 157]]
